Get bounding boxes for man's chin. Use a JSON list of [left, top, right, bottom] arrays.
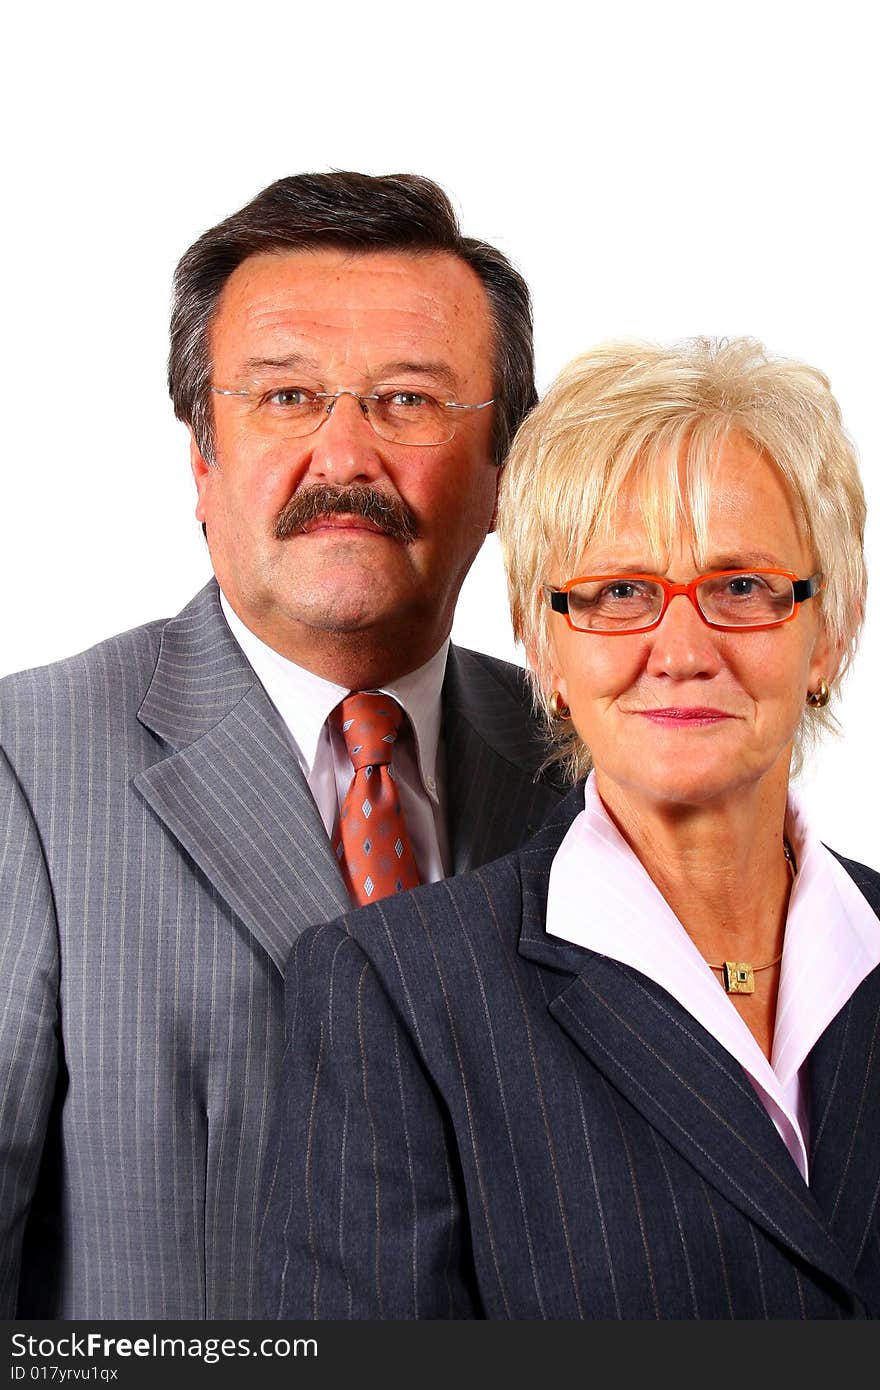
[[287, 587, 411, 636], [284, 544, 414, 602]]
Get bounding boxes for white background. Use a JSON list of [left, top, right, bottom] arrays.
[[2, 0, 877, 861]]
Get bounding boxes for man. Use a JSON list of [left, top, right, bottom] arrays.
[[0, 172, 564, 1318]]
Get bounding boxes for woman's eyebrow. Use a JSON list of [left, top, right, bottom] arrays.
[[702, 552, 785, 569], [569, 551, 786, 575]]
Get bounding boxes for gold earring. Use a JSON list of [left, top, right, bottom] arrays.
[[549, 690, 570, 720], [806, 677, 831, 708]]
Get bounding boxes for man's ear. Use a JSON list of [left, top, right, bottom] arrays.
[[189, 431, 212, 524], [487, 462, 504, 534]]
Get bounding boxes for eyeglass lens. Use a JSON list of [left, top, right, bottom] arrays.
[[243, 388, 455, 446], [565, 572, 797, 631]]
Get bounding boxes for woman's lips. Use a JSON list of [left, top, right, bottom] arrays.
[[636, 707, 735, 727]]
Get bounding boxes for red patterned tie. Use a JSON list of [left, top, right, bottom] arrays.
[[332, 692, 421, 907]]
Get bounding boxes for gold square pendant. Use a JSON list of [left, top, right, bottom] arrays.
[[722, 961, 755, 994]]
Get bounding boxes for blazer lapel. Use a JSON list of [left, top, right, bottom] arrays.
[[134, 583, 349, 973], [808, 860, 880, 1269], [516, 813, 863, 1302], [442, 645, 565, 872]]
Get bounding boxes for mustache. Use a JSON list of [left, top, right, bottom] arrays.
[[273, 484, 418, 544]]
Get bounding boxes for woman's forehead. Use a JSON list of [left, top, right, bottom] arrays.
[[559, 437, 810, 572]]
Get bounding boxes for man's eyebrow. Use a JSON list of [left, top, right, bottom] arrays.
[[240, 353, 318, 376], [375, 361, 460, 394], [235, 355, 463, 394]]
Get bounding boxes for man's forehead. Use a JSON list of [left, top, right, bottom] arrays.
[[214, 247, 490, 331], [209, 247, 494, 389]]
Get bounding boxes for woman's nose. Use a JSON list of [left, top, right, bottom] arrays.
[[644, 592, 724, 680]]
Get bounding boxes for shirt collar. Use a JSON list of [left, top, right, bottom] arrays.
[[774, 792, 880, 1082], [219, 591, 448, 801], [545, 774, 880, 1180], [547, 773, 880, 1085]]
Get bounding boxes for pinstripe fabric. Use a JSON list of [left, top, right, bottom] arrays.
[[0, 581, 562, 1319], [261, 790, 880, 1319]]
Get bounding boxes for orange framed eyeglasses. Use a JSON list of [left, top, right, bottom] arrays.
[[545, 568, 824, 635]]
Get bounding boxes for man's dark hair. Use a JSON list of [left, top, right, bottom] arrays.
[[168, 171, 537, 468]]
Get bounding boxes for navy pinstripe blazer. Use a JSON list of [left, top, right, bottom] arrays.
[[0, 581, 563, 1318], [260, 788, 880, 1319]]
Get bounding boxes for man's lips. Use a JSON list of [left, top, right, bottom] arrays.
[[299, 514, 392, 536], [635, 707, 735, 726]]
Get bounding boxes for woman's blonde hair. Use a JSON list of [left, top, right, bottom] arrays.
[[497, 337, 867, 781]]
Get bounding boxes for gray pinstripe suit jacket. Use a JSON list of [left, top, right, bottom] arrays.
[[261, 790, 880, 1319], [0, 580, 564, 1319]]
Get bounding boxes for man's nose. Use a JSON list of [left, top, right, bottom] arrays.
[[304, 392, 387, 485], [644, 591, 724, 680]]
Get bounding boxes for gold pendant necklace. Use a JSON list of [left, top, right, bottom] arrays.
[[707, 839, 795, 995]]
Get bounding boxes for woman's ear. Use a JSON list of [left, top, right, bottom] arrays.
[[807, 620, 845, 695], [526, 633, 568, 711]]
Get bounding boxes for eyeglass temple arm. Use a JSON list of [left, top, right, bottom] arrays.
[[546, 589, 569, 614], [443, 399, 495, 411], [793, 574, 824, 602]]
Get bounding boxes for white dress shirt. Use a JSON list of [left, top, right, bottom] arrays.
[[546, 773, 880, 1181], [220, 593, 451, 883]]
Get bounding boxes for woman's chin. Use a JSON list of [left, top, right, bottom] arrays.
[[596, 751, 776, 813]]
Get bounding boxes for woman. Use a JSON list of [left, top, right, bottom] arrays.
[[260, 338, 880, 1318]]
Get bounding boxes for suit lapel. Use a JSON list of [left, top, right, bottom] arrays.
[[808, 861, 880, 1267], [442, 645, 565, 872], [134, 583, 349, 973], [516, 809, 863, 1301]]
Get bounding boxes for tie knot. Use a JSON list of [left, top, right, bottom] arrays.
[[334, 691, 405, 771]]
